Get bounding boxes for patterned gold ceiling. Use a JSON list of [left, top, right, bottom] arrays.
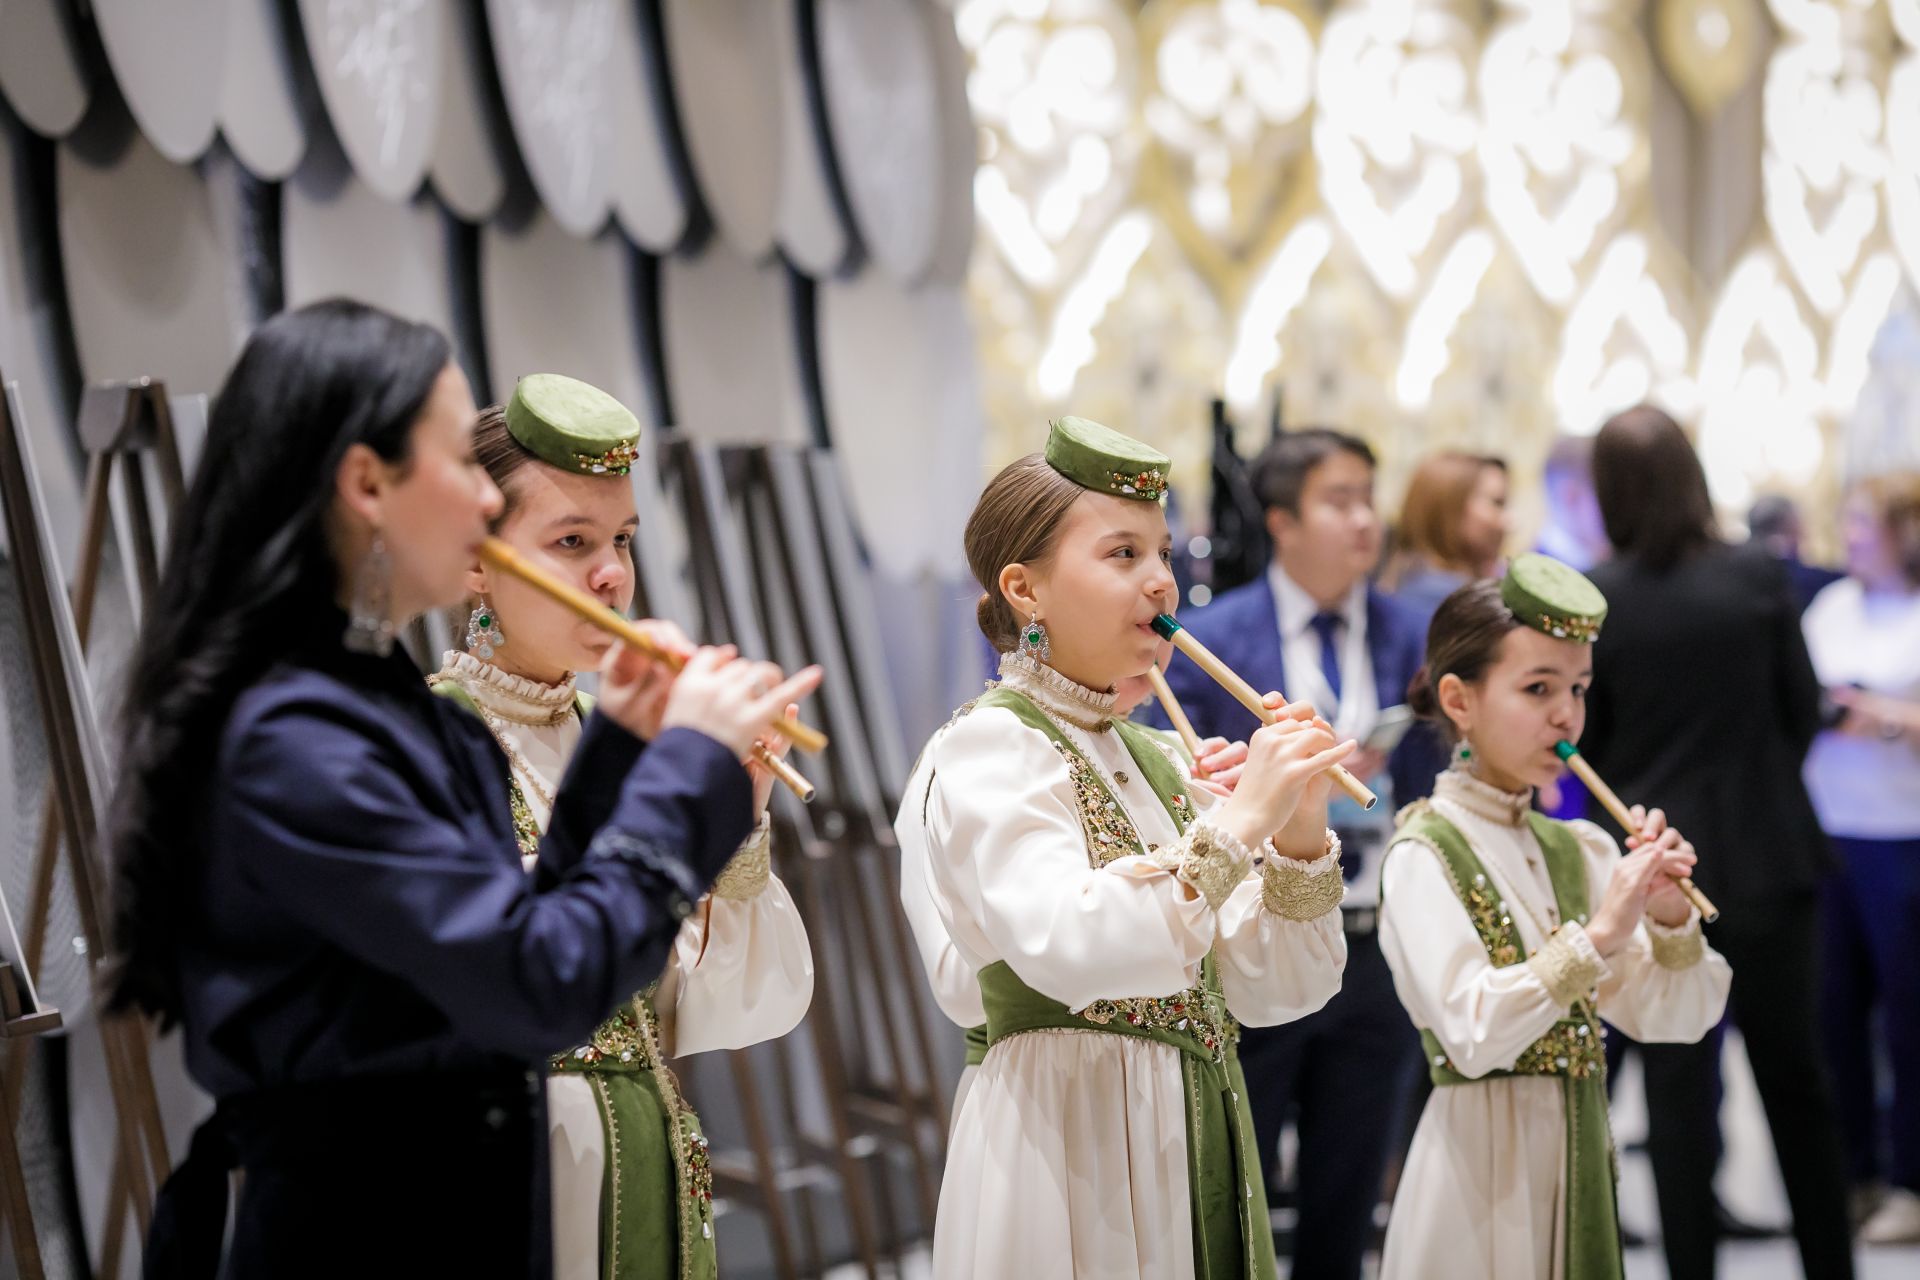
[[958, 0, 1920, 543]]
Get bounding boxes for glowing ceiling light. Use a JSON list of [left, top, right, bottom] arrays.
[[1553, 232, 1695, 431], [1036, 211, 1153, 398], [1224, 217, 1334, 410], [1396, 229, 1496, 408], [975, 166, 1060, 287], [1826, 252, 1903, 411], [1889, 55, 1920, 288], [1697, 251, 1826, 506]]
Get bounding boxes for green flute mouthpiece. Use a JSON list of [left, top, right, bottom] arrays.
[[1151, 614, 1183, 640], [1553, 741, 1578, 761]]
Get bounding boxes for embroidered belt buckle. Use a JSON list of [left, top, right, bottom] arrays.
[[1074, 986, 1237, 1065]]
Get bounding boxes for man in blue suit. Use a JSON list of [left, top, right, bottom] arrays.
[[1155, 427, 1426, 1279]]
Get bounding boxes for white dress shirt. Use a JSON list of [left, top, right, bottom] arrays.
[[1268, 562, 1393, 904]]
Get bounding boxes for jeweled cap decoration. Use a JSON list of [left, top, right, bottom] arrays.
[[1043, 415, 1171, 502], [504, 373, 642, 476], [1500, 552, 1608, 643]]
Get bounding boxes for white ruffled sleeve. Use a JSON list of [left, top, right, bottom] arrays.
[[924, 707, 1218, 1009], [1211, 825, 1348, 1026], [894, 749, 987, 1027], [659, 817, 815, 1057]]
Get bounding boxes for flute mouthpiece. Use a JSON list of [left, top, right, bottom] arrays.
[[1553, 741, 1578, 761], [1150, 614, 1182, 640]]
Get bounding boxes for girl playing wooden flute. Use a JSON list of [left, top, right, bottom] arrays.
[[903, 416, 1355, 1279], [430, 374, 815, 1280], [1377, 555, 1731, 1280], [895, 641, 1250, 1130]]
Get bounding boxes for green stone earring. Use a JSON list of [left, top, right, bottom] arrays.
[[467, 600, 506, 660], [1020, 612, 1051, 662]]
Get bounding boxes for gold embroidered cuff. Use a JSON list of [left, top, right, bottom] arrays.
[[1645, 914, 1707, 969], [711, 816, 772, 901], [1260, 830, 1345, 921], [1528, 926, 1604, 1008], [1160, 819, 1255, 910]]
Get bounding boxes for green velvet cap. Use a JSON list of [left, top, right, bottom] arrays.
[[1500, 552, 1608, 643], [1044, 416, 1171, 502], [504, 373, 642, 476]]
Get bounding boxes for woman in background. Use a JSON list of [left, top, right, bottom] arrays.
[[1381, 450, 1510, 628], [1804, 471, 1920, 1243]]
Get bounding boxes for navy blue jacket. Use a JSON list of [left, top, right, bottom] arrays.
[[180, 637, 754, 1098], [1150, 571, 1433, 802]]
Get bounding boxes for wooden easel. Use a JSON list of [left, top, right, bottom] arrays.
[[622, 436, 816, 1279], [667, 439, 953, 1272], [0, 376, 188, 1276], [743, 445, 950, 1173]]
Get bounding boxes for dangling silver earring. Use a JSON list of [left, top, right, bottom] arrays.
[[1452, 739, 1474, 768], [466, 599, 505, 660], [343, 534, 395, 656], [1020, 612, 1051, 661]]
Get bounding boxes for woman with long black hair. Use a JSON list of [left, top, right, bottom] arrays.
[[108, 299, 817, 1277]]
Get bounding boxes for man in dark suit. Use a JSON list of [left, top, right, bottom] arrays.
[[1154, 428, 1426, 1280]]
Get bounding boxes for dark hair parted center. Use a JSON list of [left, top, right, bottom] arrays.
[[1405, 579, 1522, 741], [1593, 405, 1719, 571], [964, 454, 1085, 652]]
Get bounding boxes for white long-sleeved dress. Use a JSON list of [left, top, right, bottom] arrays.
[[1378, 766, 1732, 1280], [907, 654, 1348, 1278], [431, 652, 814, 1279]]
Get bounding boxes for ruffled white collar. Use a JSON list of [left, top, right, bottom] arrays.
[[996, 651, 1119, 733], [433, 651, 578, 726], [1434, 761, 1533, 827]]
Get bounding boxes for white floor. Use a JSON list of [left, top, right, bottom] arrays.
[[1611, 1030, 1919, 1278]]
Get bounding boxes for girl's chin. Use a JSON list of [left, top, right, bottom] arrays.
[[1518, 765, 1563, 791]]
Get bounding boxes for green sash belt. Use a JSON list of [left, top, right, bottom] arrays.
[[957, 685, 1276, 1279], [962, 1023, 989, 1068], [435, 681, 716, 1280], [1391, 805, 1622, 1280], [552, 997, 716, 1280], [976, 958, 1272, 1279]]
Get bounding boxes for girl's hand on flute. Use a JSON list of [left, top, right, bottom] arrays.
[[662, 648, 824, 759], [1214, 704, 1354, 854], [596, 619, 695, 740], [1622, 805, 1697, 928], [745, 701, 799, 820], [1191, 737, 1246, 796], [1586, 823, 1699, 955]]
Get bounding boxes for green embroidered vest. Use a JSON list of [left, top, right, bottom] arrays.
[[958, 686, 1276, 1280], [1387, 802, 1622, 1280], [434, 680, 714, 1280], [954, 723, 1191, 1071]]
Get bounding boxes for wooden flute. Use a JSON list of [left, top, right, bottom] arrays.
[[479, 538, 821, 802], [1553, 741, 1720, 923], [1145, 664, 1206, 764], [1150, 614, 1379, 810]]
